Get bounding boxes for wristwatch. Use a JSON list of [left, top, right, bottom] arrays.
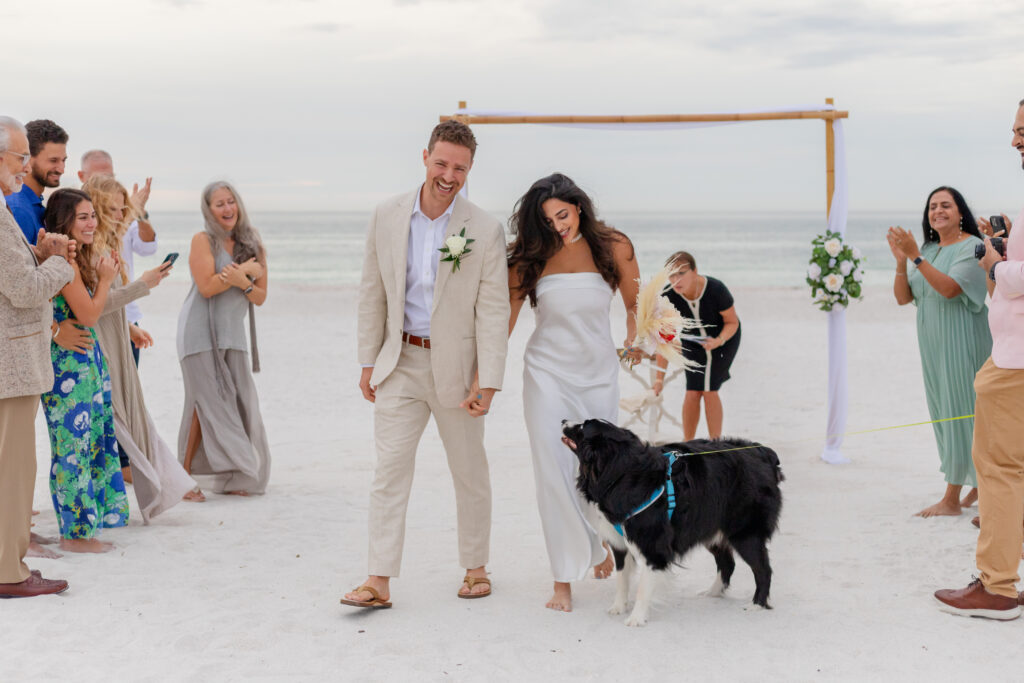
[[912, 256, 924, 266], [989, 263, 998, 283]]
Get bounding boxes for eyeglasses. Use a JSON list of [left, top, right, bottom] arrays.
[[3, 150, 30, 166]]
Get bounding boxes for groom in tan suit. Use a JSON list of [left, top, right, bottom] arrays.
[[344, 120, 509, 608]]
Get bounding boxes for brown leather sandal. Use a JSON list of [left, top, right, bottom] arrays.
[[340, 585, 392, 609], [457, 575, 491, 599]]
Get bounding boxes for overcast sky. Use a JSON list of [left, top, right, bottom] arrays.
[[5, 0, 1024, 216]]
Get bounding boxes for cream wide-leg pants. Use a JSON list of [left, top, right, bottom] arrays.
[[367, 343, 491, 577]]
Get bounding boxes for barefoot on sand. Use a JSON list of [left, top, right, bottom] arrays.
[[960, 488, 979, 508], [183, 487, 206, 502], [915, 501, 962, 517], [27, 542, 62, 559], [59, 538, 114, 554], [546, 582, 572, 612]]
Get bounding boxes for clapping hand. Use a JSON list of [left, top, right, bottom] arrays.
[[33, 230, 73, 262], [96, 253, 119, 281], [886, 226, 919, 261], [131, 177, 153, 213]]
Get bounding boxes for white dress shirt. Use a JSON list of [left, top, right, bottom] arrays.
[[403, 187, 455, 338], [122, 219, 158, 324]]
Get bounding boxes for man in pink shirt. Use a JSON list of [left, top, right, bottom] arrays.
[[935, 99, 1024, 620]]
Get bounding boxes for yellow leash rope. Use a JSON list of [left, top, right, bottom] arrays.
[[680, 414, 976, 457]]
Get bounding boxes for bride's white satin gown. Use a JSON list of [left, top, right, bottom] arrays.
[[523, 272, 619, 582]]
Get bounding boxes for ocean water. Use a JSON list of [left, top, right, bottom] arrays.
[[136, 210, 918, 288]]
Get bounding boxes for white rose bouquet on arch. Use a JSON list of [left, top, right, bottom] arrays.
[[806, 230, 865, 312]]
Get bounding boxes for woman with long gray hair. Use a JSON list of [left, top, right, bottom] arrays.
[[176, 181, 270, 499]]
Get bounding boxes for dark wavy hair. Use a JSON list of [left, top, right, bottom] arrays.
[[921, 186, 980, 243], [44, 188, 98, 291], [26, 119, 68, 157], [507, 173, 633, 307]]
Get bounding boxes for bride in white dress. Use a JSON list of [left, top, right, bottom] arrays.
[[506, 173, 641, 612]]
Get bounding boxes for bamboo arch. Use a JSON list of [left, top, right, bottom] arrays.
[[441, 100, 853, 462]]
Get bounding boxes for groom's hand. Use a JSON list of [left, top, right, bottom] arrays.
[[359, 367, 376, 402], [461, 387, 495, 417]]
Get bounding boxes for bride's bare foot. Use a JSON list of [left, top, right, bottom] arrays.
[[915, 501, 962, 517], [59, 538, 114, 554], [224, 490, 250, 497], [183, 487, 206, 502], [593, 542, 614, 579], [960, 488, 979, 508], [546, 582, 572, 612]]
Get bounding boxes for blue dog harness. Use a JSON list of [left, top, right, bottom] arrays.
[[612, 451, 679, 537]]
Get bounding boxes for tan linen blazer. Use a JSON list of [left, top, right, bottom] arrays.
[[358, 190, 510, 407], [0, 207, 74, 400]]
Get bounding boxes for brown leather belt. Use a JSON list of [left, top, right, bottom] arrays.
[[402, 332, 431, 349]]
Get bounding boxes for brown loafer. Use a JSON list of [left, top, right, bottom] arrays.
[[0, 573, 69, 599], [935, 578, 1021, 620]]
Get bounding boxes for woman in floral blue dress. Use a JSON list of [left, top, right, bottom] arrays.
[[40, 188, 129, 553]]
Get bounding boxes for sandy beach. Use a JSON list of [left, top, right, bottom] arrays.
[[3, 279, 1018, 681]]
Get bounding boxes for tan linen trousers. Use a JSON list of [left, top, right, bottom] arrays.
[[368, 343, 491, 577], [0, 395, 40, 583], [973, 357, 1024, 598]]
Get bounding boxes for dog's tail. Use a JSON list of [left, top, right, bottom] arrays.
[[764, 447, 785, 483]]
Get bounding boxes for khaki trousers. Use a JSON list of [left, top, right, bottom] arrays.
[[972, 358, 1024, 598], [0, 395, 39, 583], [368, 344, 491, 577]]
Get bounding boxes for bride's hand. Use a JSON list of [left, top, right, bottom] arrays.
[[619, 342, 643, 368]]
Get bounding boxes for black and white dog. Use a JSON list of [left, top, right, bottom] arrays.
[[561, 419, 784, 626]]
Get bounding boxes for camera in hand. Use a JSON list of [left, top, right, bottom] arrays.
[[974, 237, 1006, 260]]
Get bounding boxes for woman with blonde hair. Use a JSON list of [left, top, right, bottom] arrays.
[[81, 174, 196, 518], [176, 181, 270, 498]]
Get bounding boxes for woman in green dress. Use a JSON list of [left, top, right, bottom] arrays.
[[887, 186, 992, 518], [40, 188, 129, 553]]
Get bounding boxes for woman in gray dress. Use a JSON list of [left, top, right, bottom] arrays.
[[177, 181, 270, 499]]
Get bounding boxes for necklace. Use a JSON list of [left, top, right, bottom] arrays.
[[569, 233, 583, 244]]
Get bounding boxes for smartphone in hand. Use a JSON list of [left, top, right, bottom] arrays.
[[990, 216, 1008, 236], [161, 252, 179, 268]]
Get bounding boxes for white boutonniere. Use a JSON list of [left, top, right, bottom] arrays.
[[439, 228, 474, 272]]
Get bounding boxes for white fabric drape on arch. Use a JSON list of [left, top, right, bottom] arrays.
[[452, 104, 850, 463]]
